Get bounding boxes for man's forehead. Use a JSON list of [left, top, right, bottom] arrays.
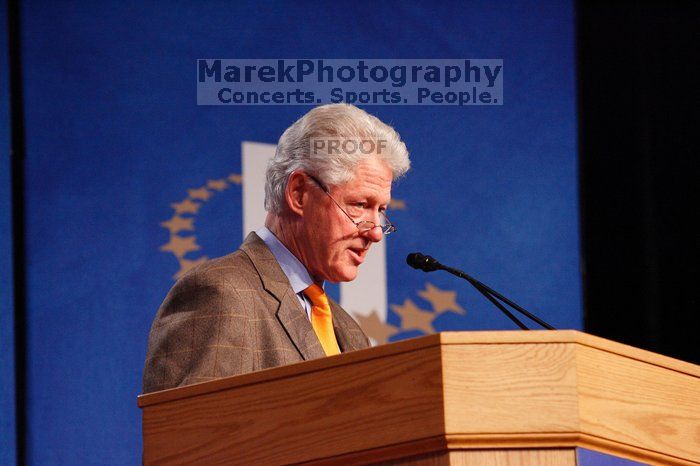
[[351, 156, 393, 179], [334, 158, 393, 199]]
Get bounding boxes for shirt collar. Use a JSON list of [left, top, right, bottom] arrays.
[[256, 226, 319, 294]]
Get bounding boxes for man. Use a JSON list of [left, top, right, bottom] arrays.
[[142, 104, 410, 393]]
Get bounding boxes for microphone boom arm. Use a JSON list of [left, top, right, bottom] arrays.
[[470, 280, 530, 330], [406, 253, 556, 330], [438, 263, 555, 330]]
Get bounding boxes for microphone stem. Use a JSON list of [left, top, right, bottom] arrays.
[[439, 264, 556, 330], [472, 282, 530, 330]]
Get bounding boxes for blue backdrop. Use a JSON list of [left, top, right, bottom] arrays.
[[2, 1, 579, 463], [1, 2, 17, 463]]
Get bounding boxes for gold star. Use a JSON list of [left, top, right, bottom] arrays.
[[390, 298, 435, 333], [188, 187, 212, 201], [227, 173, 242, 184], [171, 199, 201, 215], [174, 256, 209, 279], [159, 235, 201, 258], [206, 179, 229, 191], [418, 282, 466, 315], [160, 216, 194, 234], [389, 199, 406, 210], [355, 310, 398, 345]]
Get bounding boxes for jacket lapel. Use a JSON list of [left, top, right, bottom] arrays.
[[241, 232, 326, 361], [330, 299, 360, 352], [277, 290, 326, 360]]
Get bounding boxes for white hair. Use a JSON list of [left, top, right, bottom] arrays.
[[264, 104, 410, 214]]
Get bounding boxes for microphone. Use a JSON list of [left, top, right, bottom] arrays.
[[406, 252, 440, 271], [406, 252, 555, 330]]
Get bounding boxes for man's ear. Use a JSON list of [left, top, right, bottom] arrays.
[[284, 171, 308, 217]]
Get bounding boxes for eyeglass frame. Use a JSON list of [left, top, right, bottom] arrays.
[[307, 174, 397, 235]]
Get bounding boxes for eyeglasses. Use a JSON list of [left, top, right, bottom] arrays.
[[308, 174, 397, 235]]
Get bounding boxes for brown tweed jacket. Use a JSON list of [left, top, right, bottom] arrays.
[[142, 232, 371, 393]]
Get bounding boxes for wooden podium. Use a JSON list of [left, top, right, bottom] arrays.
[[138, 331, 700, 465]]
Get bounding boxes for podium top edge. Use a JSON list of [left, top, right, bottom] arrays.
[[439, 330, 699, 377], [138, 330, 699, 408]]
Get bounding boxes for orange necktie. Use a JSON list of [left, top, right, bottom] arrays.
[[303, 284, 341, 356]]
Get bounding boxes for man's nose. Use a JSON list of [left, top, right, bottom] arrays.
[[363, 225, 383, 243]]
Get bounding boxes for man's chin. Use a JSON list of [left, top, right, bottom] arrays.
[[328, 266, 359, 283]]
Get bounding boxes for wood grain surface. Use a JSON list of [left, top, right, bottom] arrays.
[[576, 344, 700, 464], [372, 448, 576, 466], [140, 330, 700, 465], [142, 345, 446, 465]]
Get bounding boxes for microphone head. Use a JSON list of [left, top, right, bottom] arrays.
[[406, 252, 440, 272]]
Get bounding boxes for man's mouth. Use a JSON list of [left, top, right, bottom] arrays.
[[348, 247, 367, 264]]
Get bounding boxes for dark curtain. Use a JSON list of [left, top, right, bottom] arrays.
[[578, 1, 699, 363]]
